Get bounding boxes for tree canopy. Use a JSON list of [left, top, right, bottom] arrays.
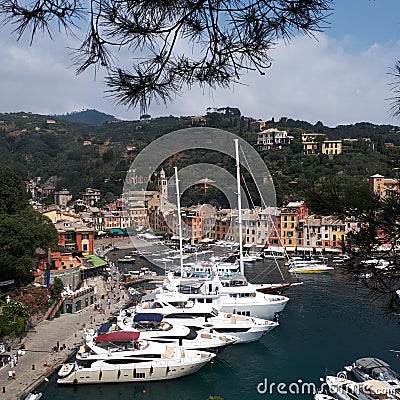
[[306, 177, 400, 315], [0, 0, 332, 113], [0, 166, 58, 285]]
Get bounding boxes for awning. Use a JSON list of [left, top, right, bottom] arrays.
[[109, 228, 126, 235], [96, 331, 140, 343], [84, 254, 107, 268]]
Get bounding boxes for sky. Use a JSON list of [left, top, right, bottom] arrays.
[[1, 1, 400, 127]]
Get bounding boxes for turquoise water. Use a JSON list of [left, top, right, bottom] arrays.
[[39, 260, 400, 399]]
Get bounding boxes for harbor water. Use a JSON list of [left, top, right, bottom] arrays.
[[38, 257, 400, 399]]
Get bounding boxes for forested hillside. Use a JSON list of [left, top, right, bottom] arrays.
[[0, 110, 399, 206]]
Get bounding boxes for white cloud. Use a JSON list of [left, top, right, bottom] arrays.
[[0, 29, 399, 126]]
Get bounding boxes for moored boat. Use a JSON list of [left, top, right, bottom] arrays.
[[314, 394, 337, 400], [115, 312, 237, 350], [344, 357, 400, 397], [58, 331, 215, 385], [287, 257, 333, 274], [117, 255, 136, 263], [24, 393, 43, 400], [325, 375, 396, 399], [131, 296, 278, 344]]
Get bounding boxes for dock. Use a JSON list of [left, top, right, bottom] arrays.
[[0, 276, 129, 400]]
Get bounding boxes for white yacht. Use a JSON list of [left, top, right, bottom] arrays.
[[286, 257, 334, 274], [332, 255, 350, 264], [155, 271, 289, 320], [155, 142, 289, 322], [183, 259, 239, 278], [117, 255, 136, 263], [131, 296, 278, 344], [58, 331, 215, 384], [115, 311, 237, 350], [262, 247, 287, 260]]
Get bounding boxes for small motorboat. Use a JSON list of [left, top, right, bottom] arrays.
[[24, 392, 43, 400], [344, 357, 400, 396], [325, 375, 395, 399], [314, 394, 337, 400], [287, 257, 334, 274], [117, 255, 136, 263], [58, 362, 76, 378]]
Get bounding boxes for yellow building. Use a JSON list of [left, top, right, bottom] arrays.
[[322, 140, 342, 155], [280, 210, 297, 248], [324, 216, 346, 249], [301, 133, 342, 156]]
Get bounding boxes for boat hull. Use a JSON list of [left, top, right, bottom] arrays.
[[288, 267, 333, 274], [57, 357, 213, 384], [219, 296, 289, 320]]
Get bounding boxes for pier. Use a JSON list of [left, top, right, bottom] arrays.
[[0, 276, 129, 400]]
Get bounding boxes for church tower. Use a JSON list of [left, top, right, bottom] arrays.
[[158, 168, 168, 204]]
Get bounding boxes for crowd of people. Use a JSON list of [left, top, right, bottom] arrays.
[[0, 353, 19, 380]]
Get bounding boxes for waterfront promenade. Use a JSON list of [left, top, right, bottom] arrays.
[[0, 274, 129, 400]]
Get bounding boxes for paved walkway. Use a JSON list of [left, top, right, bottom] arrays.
[[0, 275, 130, 400], [94, 236, 152, 256]]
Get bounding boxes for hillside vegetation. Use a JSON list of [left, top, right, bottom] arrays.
[[0, 110, 399, 206]]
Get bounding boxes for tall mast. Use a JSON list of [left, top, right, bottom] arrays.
[[174, 167, 184, 277], [235, 139, 245, 276]]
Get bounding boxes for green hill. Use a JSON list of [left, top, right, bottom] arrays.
[[56, 109, 119, 125], [0, 110, 399, 206]]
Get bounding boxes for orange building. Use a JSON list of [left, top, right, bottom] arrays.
[[280, 201, 308, 250], [56, 221, 94, 255], [369, 174, 398, 198]]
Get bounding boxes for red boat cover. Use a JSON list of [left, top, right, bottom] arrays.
[[95, 331, 140, 343]]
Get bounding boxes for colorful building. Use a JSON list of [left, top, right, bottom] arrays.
[[369, 174, 398, 198]]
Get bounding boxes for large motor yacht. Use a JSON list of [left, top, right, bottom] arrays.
[[57, 331, 215, 385]]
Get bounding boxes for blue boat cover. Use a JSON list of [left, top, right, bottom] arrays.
[[133, 313, 163, 323], [98, 322, 112, 334]]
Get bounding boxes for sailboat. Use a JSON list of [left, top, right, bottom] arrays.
[[146, 140, 290, 320]]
